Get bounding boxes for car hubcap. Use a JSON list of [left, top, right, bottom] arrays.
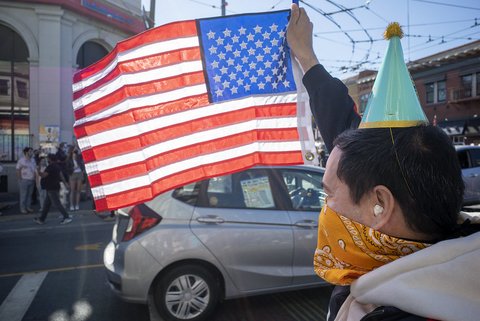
[[165, 274, 210, 319]]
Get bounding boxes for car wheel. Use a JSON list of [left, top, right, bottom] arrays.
[[153, 264, 220, 321]]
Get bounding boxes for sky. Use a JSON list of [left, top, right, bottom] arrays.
[[140, 0, 480, 79]]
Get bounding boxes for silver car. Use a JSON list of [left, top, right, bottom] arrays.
[[456, 145, 480, 205], [104, 165, 327, 321]]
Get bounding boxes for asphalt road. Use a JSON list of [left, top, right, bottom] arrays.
[[0, 203, 334, 321]]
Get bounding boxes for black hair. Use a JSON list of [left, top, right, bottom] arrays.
[[333, 125, 464, 240]]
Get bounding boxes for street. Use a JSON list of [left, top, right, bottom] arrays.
[[0, 203, 333, 321]]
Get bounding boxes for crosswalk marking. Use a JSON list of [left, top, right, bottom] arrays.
[[0, 272, 47, 321]]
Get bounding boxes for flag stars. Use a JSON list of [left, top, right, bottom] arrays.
[[227, 57, 235, 66], [209, 45, 217, 54], [247, 48, 256, 56], [262, 31, 271, 39], [243, 70, 250, 77], [283, 79, 290, 88], [244, 83, 251, 91], [254, 25, 262, 33], [255, 39, 263, 48], [239, 41, 248, 49], [249, 61, 257, 69], [218, 52, 226, 60], [257, 68, 265, 76], [213, 74, 221, 83], [223, 28, 232, 37], [264, 60, 272, 68], [235, 64, 242, 72], [207, 30, 216, 39], [246, 33, 255, 41], [228, 72, 236, 80], [271, 38, 279, 47], [211, 60, 219, 68], [269, 23, 278, 32], [222, 79, 230, 88], [278, 30, 285, 38], [238, 26, 247, 35], [241, 56, 249, 64], [231, 34, 240, 43], [265, 75, 272, 83], [263, 46, 272, 54], [216, 37, 224, 45], [255, 54, 264, 62], [233, 49, 241, 58], [258, 82, 266, 90], [220, 66, 228, 74], [230, 86, 238, 94], [250, 75, 258, 83], [224, 43, 233, 52], [215, 88, 223, 97]]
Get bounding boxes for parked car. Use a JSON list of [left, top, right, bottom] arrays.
[[456, 145, 480, 205], [104, 165, 328, 321]]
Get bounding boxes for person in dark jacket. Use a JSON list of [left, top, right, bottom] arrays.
[[34, 153, 72, 225], [286, 4, 480, 321]]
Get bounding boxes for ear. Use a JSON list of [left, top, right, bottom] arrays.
[[370, 185, 395, 230]]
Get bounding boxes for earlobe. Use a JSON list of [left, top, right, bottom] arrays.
[[371, 185, 394, 230]]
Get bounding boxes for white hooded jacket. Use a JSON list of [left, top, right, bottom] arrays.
[[335, 213, 480, 321]]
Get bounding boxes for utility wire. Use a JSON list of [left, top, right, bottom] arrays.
[[412, 0, 480, 11]]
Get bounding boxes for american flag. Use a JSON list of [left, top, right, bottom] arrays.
[[72, 10, 317, 211]]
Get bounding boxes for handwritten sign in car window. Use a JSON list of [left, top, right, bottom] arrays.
[[240, 176, 274, 208]]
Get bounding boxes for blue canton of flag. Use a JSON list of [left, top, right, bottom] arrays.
[[198, 10, 296, 103]]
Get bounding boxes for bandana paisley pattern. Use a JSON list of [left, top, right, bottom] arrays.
[[314, 205, 431, 285]]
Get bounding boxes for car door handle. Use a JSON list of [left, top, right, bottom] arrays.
[[294, 220, 318, 228], [196, 216, 225, 224]]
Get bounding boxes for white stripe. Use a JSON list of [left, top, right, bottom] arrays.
[[0, 272, 48, 321], [91, 141, 302, 198], [73, 60, 203, 110], [74, 83, 208, 130], [77, 92, 296, 150], [72, 36, 199, 93], [85, 117, 298, 173]]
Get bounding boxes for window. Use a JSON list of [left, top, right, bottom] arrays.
[[205, 169, 275, 209], [172, 182, 200, 205], [476, 72, 480, 97], [425, 82, 434, 104], [470, 149, 480, 168], [437, 80, 446, 102], [359, 93, 370, 114], [16, 80, 28, 99], [461, 74, 473, 97], [281, 170, 325, 211], [425, 80, 446, 104], [0, 79, 8, 96]]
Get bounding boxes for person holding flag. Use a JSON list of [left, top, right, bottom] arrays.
[[287, 3, 479, 321]]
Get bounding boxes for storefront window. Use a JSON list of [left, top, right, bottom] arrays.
[[0, 24, 30, 161]]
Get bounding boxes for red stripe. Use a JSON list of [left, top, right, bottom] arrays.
[[93, 151, 304, 211], [73, 20, 198, 83], [81, 103, 297, 162], [74, 71, 206, 121], [87, 128, 300, 187], [75, 93, 210, 139], [73, 47, 201, 100]]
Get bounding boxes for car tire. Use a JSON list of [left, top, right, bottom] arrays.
[[153, 264, 220, 321]]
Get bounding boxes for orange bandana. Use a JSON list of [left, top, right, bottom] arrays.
[[314, 204, 431, 285]]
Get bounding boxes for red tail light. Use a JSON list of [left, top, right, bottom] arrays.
[[122, 204, 162, 241]]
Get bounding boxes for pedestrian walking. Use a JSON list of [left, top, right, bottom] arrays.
[[16, 147, 36, 214], [66, 148, 85, 211], [34, 153, 72, 225], [35, 154, 47, 212]]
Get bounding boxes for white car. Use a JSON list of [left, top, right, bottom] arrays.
[[456, 145, 480, 205]]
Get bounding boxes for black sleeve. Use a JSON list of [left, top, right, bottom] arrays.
[[302, 64, 361, 153]]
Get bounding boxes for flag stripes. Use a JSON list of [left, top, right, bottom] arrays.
[[73, 12, 316, 211]]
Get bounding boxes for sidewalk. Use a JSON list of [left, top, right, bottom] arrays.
[[0, 192, 96, 221]]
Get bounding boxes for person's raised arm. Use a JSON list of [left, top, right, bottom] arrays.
[[287, 3, 360, 152]]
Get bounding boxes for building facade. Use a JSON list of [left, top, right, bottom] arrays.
[[0, 0, 145, 192], [346, 40, 480, 146]]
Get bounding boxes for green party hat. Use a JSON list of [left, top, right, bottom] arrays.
[[359, 22, 428, 128]]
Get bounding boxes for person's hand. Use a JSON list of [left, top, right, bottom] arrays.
[[287, 3, 319, 72]]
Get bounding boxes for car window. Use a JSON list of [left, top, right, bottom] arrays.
[[457, 150, 470, 169], [172, 182, 201, 205], [281, 169, 326, 211], [469, 149, 480, 167], [205, 169, 276, 209]]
